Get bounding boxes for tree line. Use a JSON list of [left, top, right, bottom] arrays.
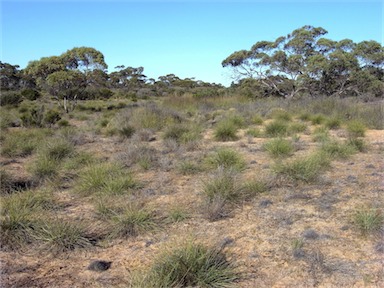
[[1, 25, 383, 112]]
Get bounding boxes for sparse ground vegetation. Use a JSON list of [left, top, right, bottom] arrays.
[[0, 93, 383, 287]]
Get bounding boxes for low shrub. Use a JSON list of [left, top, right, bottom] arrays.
[[320, 140, 356, 159], [0, 91, 23, 107]]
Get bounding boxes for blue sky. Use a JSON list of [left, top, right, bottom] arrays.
[[1, 1, 383, 86]]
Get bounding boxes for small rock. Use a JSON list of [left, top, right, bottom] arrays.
[[221, 237, 234, 248], [148, 136, 156, 142], [374, 242, 384, 253], [250, 160, 257, 165], [302, 229, 319, 240], [340, 225, 350, 231], [259, 199, 273, 207], [87, 260, 112, 272], [346, 175, 358, 183], [366, 164, 375, 169]]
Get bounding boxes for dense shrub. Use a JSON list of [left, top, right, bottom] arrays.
[[0, 91, 23, 107], [21, 88, 40, 101]]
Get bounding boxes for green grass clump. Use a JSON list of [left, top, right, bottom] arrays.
[[269, 109, 292, 122], [135, 242, 238, 287], [163, 123, 201, 144], [214, 120, 238, 141], [33, 220, 92, 253], [251, 114, 264, 125], [348, 138, 367, 152], [312, 126, 330, 143], [298, 112, 312, 121], [246, 128, 262, 137], [310, 114, 326, 125], [202, 168, 239, 203], [320, 140, 356, 159], [325, 117, 342, 130], [178, 160, 202, 175], [347, 120, 367, 138], [166, 207, 189, 223], [263, 138, 294, 158], [29, 155, 60, 181], [241, 179, 267, 199], [0, 205, 36, 250], [43, 138, 75, 161], [354, 208, 383, 236], [288, 122, 308, 134], [272, 152, 330, 184], [0, 128, 50, 157], [264, 120, 289, 137], [205, 148, 246, 171], [109, 205, 157, 238], [77, 162, 137, 196]]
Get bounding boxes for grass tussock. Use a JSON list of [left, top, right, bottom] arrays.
[[263, 138, 294, 158], [353, 208, 383, 236], [77, 162, 138, 196], [347, 120, 367, 138], [320, 140, 356, 159], [214, 120, 238, 141], [205, 148, 246, 171], [272, 152, 330, 184], [264, 120, 289, 137], [108, 204, 157, 238], [133, 241, 238, 288]]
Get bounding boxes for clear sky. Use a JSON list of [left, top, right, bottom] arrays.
[[1, 0, 383, 86]]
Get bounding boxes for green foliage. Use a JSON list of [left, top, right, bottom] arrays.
[[246, 128, 262, 137], [0, 204, 36, 250], [288, 122, 308, 133], [312, 126, 330, 142], [166, 207, 189, 223], [109, 205, 157, 238], [205, 148, 246, 171], [163, 123, 201, 144], [29, 154, 60, 181], [273, 152, 330, 184], [33, 220, 92, 253], [354, 208, 384, 236], [325, 117, 342, 130], [77, 162, 137, 196], [202, 168, 239, 203], [347, 120, 366, 138], [263, 138, 294, 158], [264, 120, 289, 137], [21, 88, 41, 101], [241, 179, 267, 199], [347, 138, 367, 152], [44, 109, 62, 126], [214, 120, 238, 141], [1, 128, 50, 157], [269, 109, 292, 121], [311, 114, 326, 125], [320, 140, 356, 159], [178, 161, 202, 175], [0, 91, 23, 107], [136, 242, 238, 287], [251, 114, 264, 125]]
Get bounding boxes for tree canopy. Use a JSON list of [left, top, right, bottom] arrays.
[[222, 25, 384, 98]]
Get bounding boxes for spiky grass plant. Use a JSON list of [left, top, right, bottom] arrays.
[[202, 168, 239, 203], [264, 120, 289, 137], [347, 120, 367, 138], [0, 205, 36, 251], [312, 126, 330, 143], [214, 120, 238, 141], [77, 162, 137, 197], [133, 241, 238, 287], [263, 138, 294, 158], [205, 148, 246, 171], [354, 208, 383, 236], [320, 140, 356, 159], [33, 220, 92, 253], [272, 152, 330, 184], [109, 205, 157, 238]]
